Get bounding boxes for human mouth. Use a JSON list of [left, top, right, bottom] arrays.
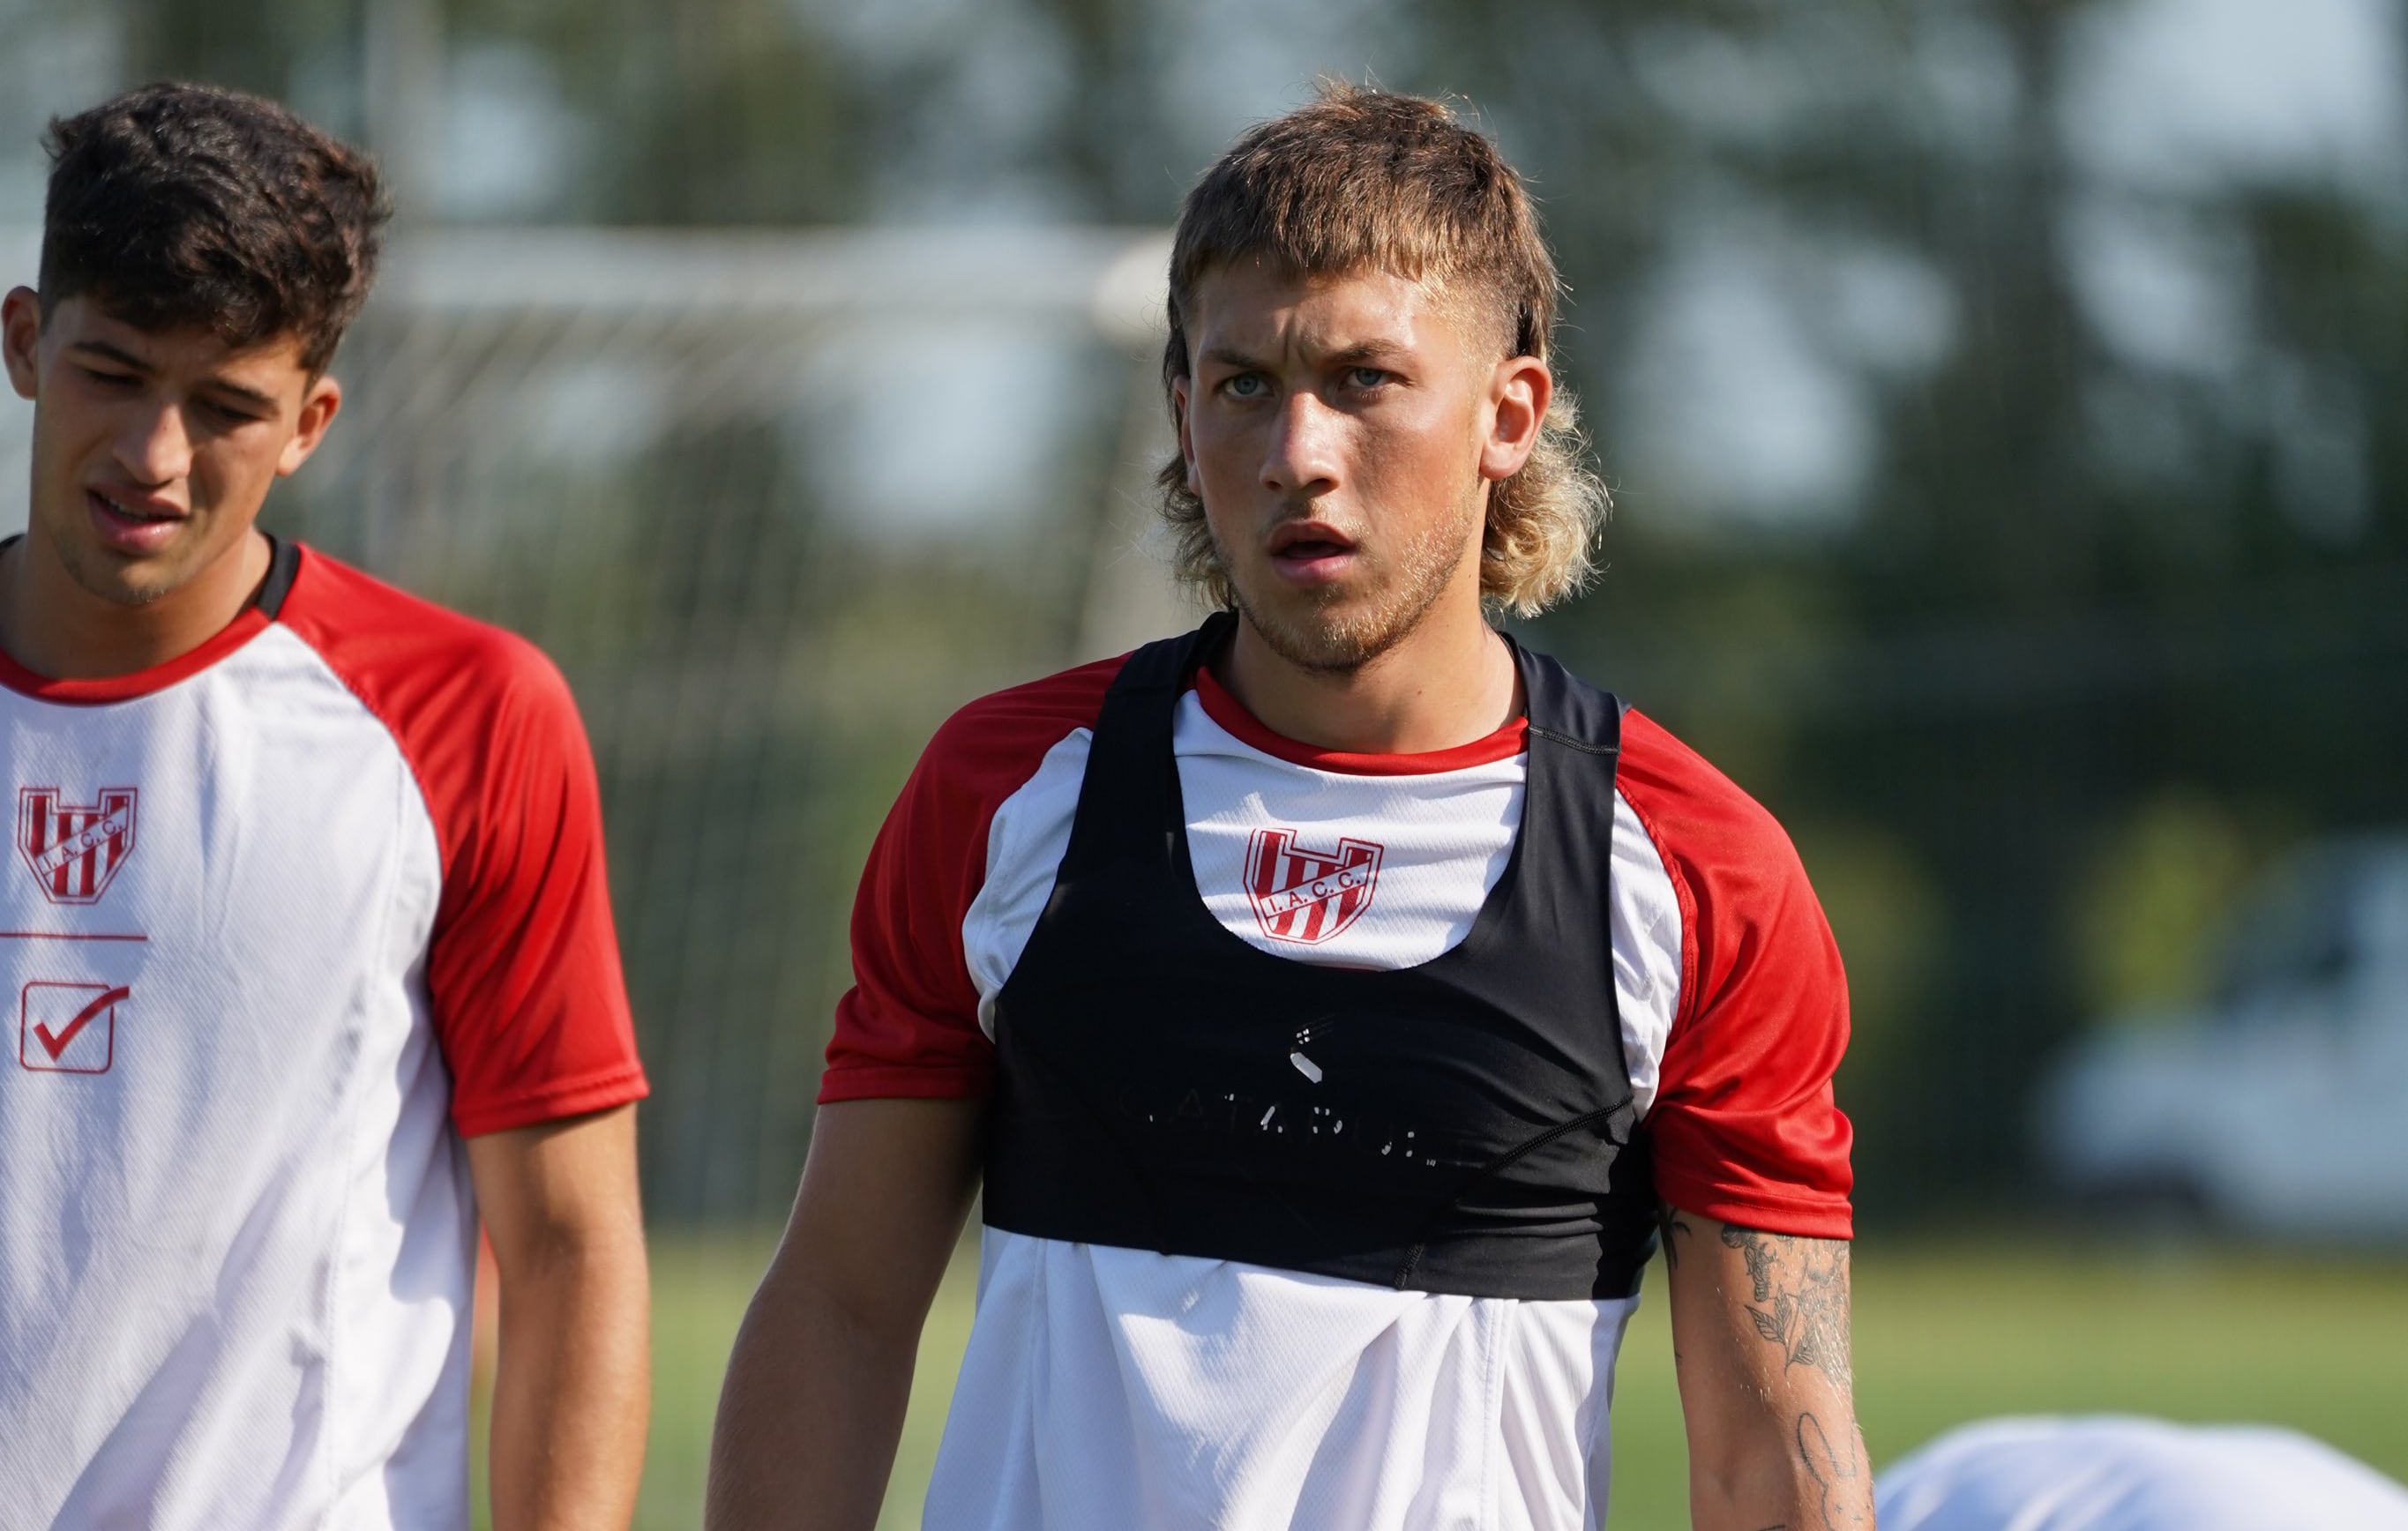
[[86, 487, 188, 555], [1266, 520, 1361, 586]]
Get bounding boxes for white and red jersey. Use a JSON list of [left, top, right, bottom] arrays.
[[824, 653, 1853, 1530], [0, 541, 647, 1530]]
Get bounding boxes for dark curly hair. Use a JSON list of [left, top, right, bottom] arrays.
[[39, 81, 389, 375]]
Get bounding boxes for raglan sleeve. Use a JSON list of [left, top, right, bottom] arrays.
[[1634, 743, 1855, 1239], [817, 716, 1000, 1103], [424, 637, 648, 1139]]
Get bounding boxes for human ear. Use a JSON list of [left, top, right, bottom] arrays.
[[276, 373, 344, 476], [1478, 355, 1552, 483], [2, 288, 42, 403]]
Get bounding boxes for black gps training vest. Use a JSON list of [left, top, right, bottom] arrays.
[[983, 614, 1658, 1302]]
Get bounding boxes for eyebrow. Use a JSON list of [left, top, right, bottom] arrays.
[[67, 340, 152, 374], [1197, 344, 1268, 372], [1323, 340, 1413, 369], [201, 377, 281, 412], [1197, 340, 1415, 371], [68, 340, 280, 411]]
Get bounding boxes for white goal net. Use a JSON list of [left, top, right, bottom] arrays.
[[0, 223, 1188, 1220]]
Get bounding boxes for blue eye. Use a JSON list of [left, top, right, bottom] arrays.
[[1224, 374, 1265, 399], [1348, 367, 1390, 389]]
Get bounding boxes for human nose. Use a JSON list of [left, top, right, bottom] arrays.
[[116, 400, 195, 487], [1261, 390, 1342, 497]]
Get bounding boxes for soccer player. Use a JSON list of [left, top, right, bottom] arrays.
[[0, 84, 650, 1528], [708, 86, 1866, 1530], [1879, 1416, 2408, 1530]]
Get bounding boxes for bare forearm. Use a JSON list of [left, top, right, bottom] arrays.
[[705, 1272, 919, 1529], [490, 1242, 651, 1531], [706, 1099, 982, 1529]]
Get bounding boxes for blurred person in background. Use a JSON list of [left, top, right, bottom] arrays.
[[709, 86, 1866, 1531], [0, 83, 650, 1528], [1877, 1415, 2408, 1530]]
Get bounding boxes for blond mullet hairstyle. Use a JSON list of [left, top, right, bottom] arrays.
[[1157, 84, 1609, 620]]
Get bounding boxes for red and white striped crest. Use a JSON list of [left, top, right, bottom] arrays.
[[1244, 826, 1383, 945], [18, 787, 139, 905]]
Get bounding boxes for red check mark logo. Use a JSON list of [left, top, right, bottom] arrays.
[[34, 986, 128, 1062]]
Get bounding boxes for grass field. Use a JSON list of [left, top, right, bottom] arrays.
[[485, 1233, 2408, 1528]]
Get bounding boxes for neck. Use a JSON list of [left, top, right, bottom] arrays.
[[0, 530, 273, 682], [1219, 592, 1521, 756]]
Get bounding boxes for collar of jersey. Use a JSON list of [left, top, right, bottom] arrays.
[[0, 604, 274, 705], [1191, 662, 1529, 776]]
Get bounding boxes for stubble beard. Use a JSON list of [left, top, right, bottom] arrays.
[[1219, 500, 1480, 676], [40, 512, 183, 609], [34, 473, 224, 613]]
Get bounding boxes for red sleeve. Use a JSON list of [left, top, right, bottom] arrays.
[[281, 549, 647, 1138], [819, 655, 1124, 1104], [1619, 711, 1854, 1239]]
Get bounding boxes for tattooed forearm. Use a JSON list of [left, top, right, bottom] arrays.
[[1723, 1222, 1776, 1302], [1666, 1218, 1868, 1531], [1796, 1412, 1872, 1530], [1719, 1225, 1853, 1391], [1658, 1200, 1696, 1267]]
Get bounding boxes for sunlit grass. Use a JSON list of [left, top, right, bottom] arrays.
[[472, 1233, 2408, 1529]]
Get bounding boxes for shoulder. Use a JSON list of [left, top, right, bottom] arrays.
[[1612, 708, 1854, 1229], [1615, 708, 1818, 944], [906, 651, 1127, 818], [1616, 708, 1799, 871], [1614, 708, 1842, 1038], [822, 653, 1129, 1102], [855, 649, 1130, 909], [276, 544, 572, 723], [273, 545, 592, 872]]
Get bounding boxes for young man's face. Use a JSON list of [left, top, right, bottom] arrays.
[[1, 289, 340, 608], [1175, 262, 1549, 673]]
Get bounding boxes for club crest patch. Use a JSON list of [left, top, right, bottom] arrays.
[[1245, 826, 1383, 945], [17, 787, 138, 905]]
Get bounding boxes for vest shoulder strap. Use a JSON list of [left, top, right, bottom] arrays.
[[1058, 612, 1233, 874], [1514, 638, 1627, 763]]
